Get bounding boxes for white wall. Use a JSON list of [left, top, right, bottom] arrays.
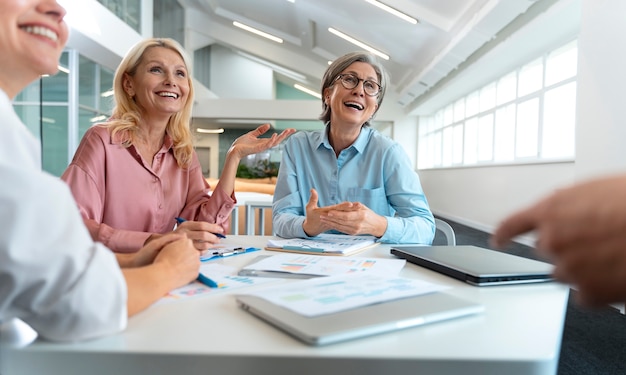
[[392, 117, 418, 168], [420, 163, 575, 244], [575, 0, 626, 180], [209, 46, 275, 100]]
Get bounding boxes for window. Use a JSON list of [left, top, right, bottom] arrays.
[[542, 82, 576, 158], [97, 0, 141, 33], [516, 98, 539, 158], [418, 40, 577, 169], [493, 104, 516, 161], [12, 51, 114, 177], [79, 55, 115, 138], [13, 52, 70, 176]]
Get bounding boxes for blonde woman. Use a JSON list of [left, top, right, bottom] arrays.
[[62, 38, 294, 253]]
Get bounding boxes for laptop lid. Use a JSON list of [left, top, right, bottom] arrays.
[[390, 245, 554, 286], [236, 292, 483, 346]]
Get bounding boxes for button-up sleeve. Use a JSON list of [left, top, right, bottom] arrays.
[[62, 126, 236, 253], [273, 126, 435, 244], [178, 157, 235, 233]]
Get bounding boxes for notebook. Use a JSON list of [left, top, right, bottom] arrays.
[[265, 234, 378, 256], [390, 245, 554, 286], [236, 275, 484, 346]]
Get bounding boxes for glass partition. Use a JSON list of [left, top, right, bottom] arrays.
[[97, 0, 141, 33], [12, 50, 114, 177]]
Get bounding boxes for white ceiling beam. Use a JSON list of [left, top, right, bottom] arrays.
[[186, 11, 327, 81]]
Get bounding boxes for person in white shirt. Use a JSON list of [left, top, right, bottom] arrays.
[[0, 0, 200, 343]]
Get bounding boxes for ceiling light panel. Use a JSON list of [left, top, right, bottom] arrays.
[[364, 0, 418, 24], [233, 21, 284, 43], [328, 27, 390, 60], [294, 84, 322, 99]]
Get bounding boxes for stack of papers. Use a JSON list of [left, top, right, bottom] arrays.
[[157, 263, 279, 304], [266, 234, 378, 256], [239, 253, 406, 278], [238, 273, 449, 317]]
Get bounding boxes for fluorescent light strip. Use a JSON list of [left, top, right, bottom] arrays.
[[328, 27, 389, 60], [364, 0, 417, 24], [197, 128, 225, 134], [100, 89, 114, 97], [233, 21, 283, 43], [294, 84, 321, 99]]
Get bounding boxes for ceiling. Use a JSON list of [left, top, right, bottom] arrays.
[[177, 0, 543, 114]]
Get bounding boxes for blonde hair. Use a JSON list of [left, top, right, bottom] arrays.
[[108, 38, 195, 168]]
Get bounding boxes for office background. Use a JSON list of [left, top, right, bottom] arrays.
[[12, 0, 626, 247]]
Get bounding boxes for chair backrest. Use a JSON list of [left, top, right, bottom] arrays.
[[433, 218, 456, 246]]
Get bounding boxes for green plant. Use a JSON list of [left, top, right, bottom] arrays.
[[236, 160, 280, 179]]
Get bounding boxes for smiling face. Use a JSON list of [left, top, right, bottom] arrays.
[[324, 62, 379, 129], [0, 0, 68, 98], [122, 46, 190, 124]]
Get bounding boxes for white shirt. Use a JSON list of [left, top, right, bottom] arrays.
[[0, 89, 127, 342]]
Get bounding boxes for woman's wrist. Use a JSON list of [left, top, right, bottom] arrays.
[[144, 233, 162, 246]]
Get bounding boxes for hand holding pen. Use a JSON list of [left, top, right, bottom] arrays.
[[174, 217, 227, 251]]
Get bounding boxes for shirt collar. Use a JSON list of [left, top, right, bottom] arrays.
[[319, 122, 371, 153], [162, 133, 174, 150]]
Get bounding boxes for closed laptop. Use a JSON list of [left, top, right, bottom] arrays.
[[390, 245, 554, 286], [236, 291, 484, 346]]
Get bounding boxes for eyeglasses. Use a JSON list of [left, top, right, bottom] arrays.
[[334, 73, 382, 97]]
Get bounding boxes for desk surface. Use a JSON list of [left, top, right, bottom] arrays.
[[1, 236, 569, 375]]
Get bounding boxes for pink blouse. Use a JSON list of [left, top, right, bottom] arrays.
[[62, 125, 236, 253]]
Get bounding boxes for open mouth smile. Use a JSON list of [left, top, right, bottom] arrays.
[[20, 25, 58, 42]]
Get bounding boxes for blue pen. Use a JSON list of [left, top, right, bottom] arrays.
[[174, 217, 226, 239], [197, 273, 219, 288]]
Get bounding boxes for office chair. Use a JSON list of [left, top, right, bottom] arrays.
[[433, 218, 456, 246]]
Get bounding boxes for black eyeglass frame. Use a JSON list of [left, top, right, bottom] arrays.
[[333, 73, 382, 97]]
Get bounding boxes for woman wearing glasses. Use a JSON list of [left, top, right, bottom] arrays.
[[272, 51, 435, 244]]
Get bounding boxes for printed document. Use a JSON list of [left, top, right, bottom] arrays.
[[238, 273, 449, 317]]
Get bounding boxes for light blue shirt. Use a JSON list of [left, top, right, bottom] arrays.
[[273, 124, 435, 244]]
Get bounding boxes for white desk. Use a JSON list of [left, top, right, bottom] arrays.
[[1, 236, 569, 375]]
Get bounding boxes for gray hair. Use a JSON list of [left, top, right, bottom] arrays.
[[319, 51, 389, 125]]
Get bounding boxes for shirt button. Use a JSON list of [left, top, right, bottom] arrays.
[[218, 215, 224, 219]]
